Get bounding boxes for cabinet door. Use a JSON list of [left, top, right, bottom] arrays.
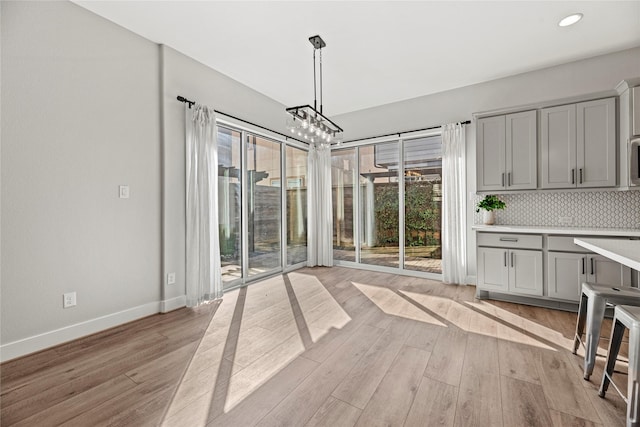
[[587, 254, 632, 286], [508, 249, 543, 296], [506, 111, 537, 190], [477, 116, 506, 191], [577, 98, 616, 188], [477, 247, 508, 292], [541, 104, 577, 189], [632, 86, 640, 138], [548, 252, 586, 301]]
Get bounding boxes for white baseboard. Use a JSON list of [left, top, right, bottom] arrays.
[[0, 301, 161, 363], [466, 275, 477, 286], [160, 295, 186, 313]]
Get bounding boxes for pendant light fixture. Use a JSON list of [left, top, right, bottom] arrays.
[[286, 35, 343, 145]]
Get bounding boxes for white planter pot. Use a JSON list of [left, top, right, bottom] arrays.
[[483, 210, 496, 225]]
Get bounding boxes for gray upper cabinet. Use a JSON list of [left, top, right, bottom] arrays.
[[541, 97, 616, 189], [506, 111, 537, 190], [577, 98, 616, 188], [477, 115, 506, 191], [541, 104, 576, 189], [477, 110, 537, 191]]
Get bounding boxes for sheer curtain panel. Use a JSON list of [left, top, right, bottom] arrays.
[[307, 143, 333, 266], [442, 123, 467, 285], [185, 105, 223, 306]]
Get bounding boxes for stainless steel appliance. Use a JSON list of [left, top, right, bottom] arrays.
[[630, 138, 640, 186]]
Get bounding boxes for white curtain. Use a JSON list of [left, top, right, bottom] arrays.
[[307, 142, 333, 266], [442, 123, 467, 285], [185, 105, 223, 306]]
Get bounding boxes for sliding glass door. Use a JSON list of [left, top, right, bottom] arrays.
[[404, 135, 443, 273], [331, 148, 357, 262], [217, 124, 307, 289], [331, 132, 443, 277], [286, 145, 308, 266], [218, 126, 243, 287], [246, 134, 282, 277], [359, 143, 399, 268]]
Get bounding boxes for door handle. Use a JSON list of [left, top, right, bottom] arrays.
[[511, 252, 514, 268], [582, 257, 586, 275], [571, 169, 575, 184], [590, 257, 594, 275], [579, 168, 583, 184], [504, 251, 507, 267]]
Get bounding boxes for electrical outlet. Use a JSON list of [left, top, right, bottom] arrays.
[[167, 273, 176, 285], [63, 292, 76, 308], [559, 216, 574, 226]]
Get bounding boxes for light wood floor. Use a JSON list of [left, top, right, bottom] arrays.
[[1, 267, 630, 426]]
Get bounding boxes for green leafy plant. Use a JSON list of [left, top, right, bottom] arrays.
[[476, 195, 506, 212]]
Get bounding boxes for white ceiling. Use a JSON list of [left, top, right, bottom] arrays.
[[74, 1, 640, 115]]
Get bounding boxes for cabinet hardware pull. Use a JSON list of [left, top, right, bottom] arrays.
[[590, 257, 594, 275], [508, 172, 511, 186], [504, 252, 507, 267], [499, 237, 518, 242], [511, 252, 514, 267], [502, 173, 505, 187], [579, 168, 583, 184], [582, 257, 586, 274], [572, 169, 575, 184]]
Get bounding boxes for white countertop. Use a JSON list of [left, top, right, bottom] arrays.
[[574, 238, 640, 271], [472, 224, 640, 237]]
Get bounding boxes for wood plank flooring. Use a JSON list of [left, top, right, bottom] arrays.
[[1, 266, 630, 426]]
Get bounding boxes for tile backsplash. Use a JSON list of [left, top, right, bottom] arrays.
[[473, 191, 640, 229]]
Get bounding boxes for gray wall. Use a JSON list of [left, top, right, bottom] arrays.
[[334, 47, 640, 281], [1, 1, 161, 345]]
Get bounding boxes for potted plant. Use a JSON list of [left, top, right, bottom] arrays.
[[476, 195, 506, 225]]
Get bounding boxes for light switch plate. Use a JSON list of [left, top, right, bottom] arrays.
[[167, 272, 176, 285], [119, 185, 130, 199]]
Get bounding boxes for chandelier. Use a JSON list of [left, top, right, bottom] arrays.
[[286, 35, 343, 145]]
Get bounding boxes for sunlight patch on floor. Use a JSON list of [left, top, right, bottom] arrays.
[[162, 272, 352, 424], [394, 290, 557, 350], [354, 282, 446, 326], [463, 301, 562, 351]]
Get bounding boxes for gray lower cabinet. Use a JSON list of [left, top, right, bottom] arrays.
[[477, 247, 543, 296], [547, 252, 632, 302]]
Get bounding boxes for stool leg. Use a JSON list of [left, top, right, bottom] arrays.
[[574, 292, 588, 355], [599, 318, 625, 398], [584, 296, 607, 380], [628, 325, 640, 427]]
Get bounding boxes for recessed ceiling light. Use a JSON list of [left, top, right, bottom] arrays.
[[559, 13, 583, 27]]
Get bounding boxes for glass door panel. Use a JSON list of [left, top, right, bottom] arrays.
[[246, 134, 282, 276], [403, 135, 443, 273], [359, 143, 399, 268], [331, 148, 356, 262], [217, 126, 243, 287], [286, 146, 308, 265]]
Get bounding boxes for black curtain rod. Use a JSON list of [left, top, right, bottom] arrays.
[[177, 95, 306, 145], [179, 95, 470, 147], [342, 120, 471, 144]]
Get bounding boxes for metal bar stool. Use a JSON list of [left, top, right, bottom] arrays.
[[599, 305, 640, 427], [573, 282, 640, 380]]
